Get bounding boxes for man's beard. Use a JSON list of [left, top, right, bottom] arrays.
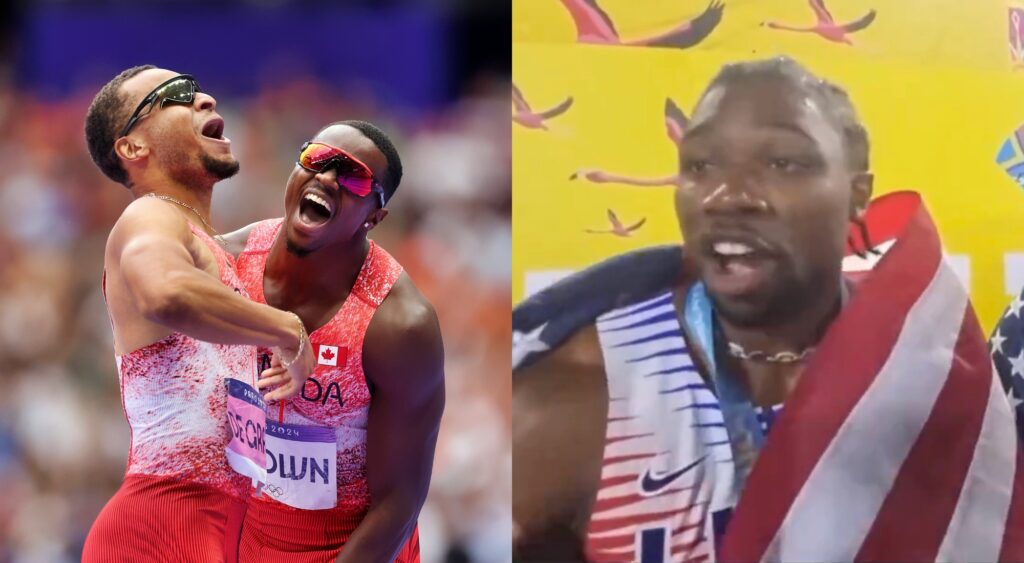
[[709, 265, 832, 330], [201, 153, 240, 180], [166, 147, 240, 187], [711, 285, 803, 329], [286, 238, 312, 258]]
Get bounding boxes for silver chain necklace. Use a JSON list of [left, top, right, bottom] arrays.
[[727, 341, 815, 364], [143, 193, 217, 235]]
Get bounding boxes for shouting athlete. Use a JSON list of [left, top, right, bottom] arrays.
[[81, 65, 315, 562], [219, 120, 444, 562], [513, 57, 1024, 561]]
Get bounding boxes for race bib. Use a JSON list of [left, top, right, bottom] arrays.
[[225, 378, 268, 486], [263, 420, 337, 510]]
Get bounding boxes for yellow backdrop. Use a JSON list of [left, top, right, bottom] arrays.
[[513, 0, 1024, 329]]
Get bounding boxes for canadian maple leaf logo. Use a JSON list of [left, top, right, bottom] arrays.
[[317, 345, 342, 366]]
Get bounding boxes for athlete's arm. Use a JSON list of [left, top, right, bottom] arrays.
[[111, 198, 313, 399], [336, 275, 445, 563], [513, 324, 608, 561]]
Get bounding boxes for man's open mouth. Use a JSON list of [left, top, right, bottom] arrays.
[[298, 189, 334, 227], [201, 118, 225, 140], [700, 232, 778, 298]]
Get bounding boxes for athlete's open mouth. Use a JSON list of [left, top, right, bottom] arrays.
[[298, 187, 334, 227], [201, 118, 224, 140], [700, 231, 778, 299]]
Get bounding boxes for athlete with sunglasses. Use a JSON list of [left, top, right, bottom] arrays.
[[82, 66, 315, 562], [218, 121, 445, 562]]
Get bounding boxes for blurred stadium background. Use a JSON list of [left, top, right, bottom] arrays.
[[0, 1, 509, 562]]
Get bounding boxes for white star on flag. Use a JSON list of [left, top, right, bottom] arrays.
[[1011, 294, 1024, 319], [513, 322, 550, 369], [1009, 384, 1023, 411], [993, 327, 1008, 357], [1009, 349, 1024, 379]]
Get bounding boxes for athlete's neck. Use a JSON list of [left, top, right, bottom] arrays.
[[264, 232, 370, 311], [718, 283, 843, 358], [716, 278, 845, 405], [133, 182, 214, 221]]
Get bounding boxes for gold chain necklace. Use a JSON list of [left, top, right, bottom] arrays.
[[143, 193, 218, 236], [727, 342, 816, 364]]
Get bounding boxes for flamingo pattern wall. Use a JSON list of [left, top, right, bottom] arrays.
[[514, 0, 1024, 327], [761, 0, 876, 45], [512, 83, 573, 130], [558, 0, 726, 50], [570, 98, 688, 188]]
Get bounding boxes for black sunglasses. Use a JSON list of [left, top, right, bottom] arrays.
[[118, 74, 202, 138]]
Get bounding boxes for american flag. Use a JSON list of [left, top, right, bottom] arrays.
[[719, 192, 1024, 561], [991, 289, 1024, 441]]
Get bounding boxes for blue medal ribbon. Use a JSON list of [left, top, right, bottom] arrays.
[[682, 282, 766, 494]]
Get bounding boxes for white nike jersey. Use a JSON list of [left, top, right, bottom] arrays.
[[587, 291, 780, 563]]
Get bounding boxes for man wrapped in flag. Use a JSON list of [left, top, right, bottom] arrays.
[[513, 57, 1024, 562]]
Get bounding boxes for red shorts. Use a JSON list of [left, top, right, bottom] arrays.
[[238, 499, 420, 562], [82, 474, 247, 563]]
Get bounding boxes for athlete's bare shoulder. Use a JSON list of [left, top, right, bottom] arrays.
[[364, 272, 443, 386], [513, 324, 607, 561], [106, 196, 193, 261], [371, 273, 436, 333], [216, 222, 260, 259], [511, 245, 689, 557], [102, 196, 213, 354]]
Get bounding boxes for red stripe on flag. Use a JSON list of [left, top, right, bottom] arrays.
[[1000, 446, 1024, 559], [720, 194, 943, 561], [855, 307, 988, 561]]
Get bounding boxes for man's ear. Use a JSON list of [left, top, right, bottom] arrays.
[[363, 208, 389, 232], [849, 172, 873, 221], [114, 136, 149, 163]]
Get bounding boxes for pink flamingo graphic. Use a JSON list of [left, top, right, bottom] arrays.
[[570, 98, 687, 187], [559, 0, 725, 50], [761, 0, 876, 45], [513, 83, 573, 130], [585, 209, 647, 237]]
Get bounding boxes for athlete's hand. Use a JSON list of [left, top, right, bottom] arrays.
[[260, 333, 314, 402]]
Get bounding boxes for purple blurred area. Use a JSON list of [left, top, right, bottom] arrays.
[[0, 2, 510, 562]]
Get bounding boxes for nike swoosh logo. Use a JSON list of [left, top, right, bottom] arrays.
[[639, 455, 706, 495]]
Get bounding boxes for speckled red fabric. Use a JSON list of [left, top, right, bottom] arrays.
[[235, 219, 418, 562], [114, 224, 255, 498], [86, 223, 257, 561], [235, 218, 403, 514]]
